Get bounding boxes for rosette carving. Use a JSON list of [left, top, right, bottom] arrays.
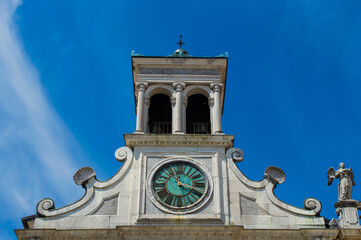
[[73, 167, 96, 186], [37, 198, 55, 217], [303, 198, 322, 216], [264, 166, 286, 184]]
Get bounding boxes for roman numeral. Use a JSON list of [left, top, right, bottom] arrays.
[[189, 169, 198, 177], [191, 189, 203, 198], [164, 195, 174, 205], [172, 196, 182, 207], [157, 188, 169, 200], [156, 178, 166, 182], [191, 174, 202, 180], [154, 182, 165, 188], [159, 175, 168, 180], [193, 179, 205, 182], [194, 182, 205, 188], [176, 164, 184, 173], [164, 168, 173, 176], [186, 195, 194, 204]]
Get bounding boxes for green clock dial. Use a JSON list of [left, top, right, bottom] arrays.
[[152, 161, 207, 208]]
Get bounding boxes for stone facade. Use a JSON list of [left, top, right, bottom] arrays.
[[16, 51, 361, 239]]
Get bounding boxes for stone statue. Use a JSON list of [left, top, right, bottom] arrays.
[[327, 162, 355, 201]]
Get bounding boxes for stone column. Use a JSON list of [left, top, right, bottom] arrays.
[[210, 83, 223, 134], [173, 83, 186, 134], [143, 98, 150, 133], [134, 82, 148, 133], [182, 98, 187, 133], [170, 97, 176, 133], [208, 97, 215, 134]]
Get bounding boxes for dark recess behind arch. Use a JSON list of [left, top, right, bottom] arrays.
[[186, 94, 210, 134], [148, 94, 172, 134]]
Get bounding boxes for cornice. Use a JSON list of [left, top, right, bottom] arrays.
[[124, 134, 234, 149], [15, 226, 347, 240]]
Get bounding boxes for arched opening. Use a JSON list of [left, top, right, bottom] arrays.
[[148, 94, 172, 134], [186, 94, 210, 134]]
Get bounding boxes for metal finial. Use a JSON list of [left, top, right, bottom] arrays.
[[177, 35, 185, 49]]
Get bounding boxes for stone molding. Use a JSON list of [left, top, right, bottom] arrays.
[[132, 56, 227, 84], [137, 75, 222, 83], [226, 148, 267, 189], [139, 68, 220, 75], [144, 84, 175, 99], [15, 226, 348, 240], [124, 134, 234, 149], [182, 84, 212, 98], [335, 200, 361, 209], [145, 157, 214, 215]]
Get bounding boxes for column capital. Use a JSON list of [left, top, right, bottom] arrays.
[[136, 82, 148, 91], [210, 83, 223, 92], [172, 82, 186, 92]]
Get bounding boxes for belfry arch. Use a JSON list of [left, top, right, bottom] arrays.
[[186, 94, 211, 134], [148, 94, 172, 134]]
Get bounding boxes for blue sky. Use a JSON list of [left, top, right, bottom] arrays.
[[1, 0, 361, 239]]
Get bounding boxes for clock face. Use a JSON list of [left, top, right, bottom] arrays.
[[152, 161, 208, 208]]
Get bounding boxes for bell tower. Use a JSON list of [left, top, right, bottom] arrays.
[[131, 47, 227, 135], [123, 46, 234, 221]]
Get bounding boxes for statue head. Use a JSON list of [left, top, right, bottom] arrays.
[[339, 162, 345, 169]]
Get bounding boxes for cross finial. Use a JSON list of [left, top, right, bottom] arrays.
[[177, 35, 185, 49]]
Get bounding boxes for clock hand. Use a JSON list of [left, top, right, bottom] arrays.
[[178, 182, 204, 192], [178, 182, 192, 189], [171, 169, 183, 186], [171, 169, 178, 178], [171, 168, 200, 190]]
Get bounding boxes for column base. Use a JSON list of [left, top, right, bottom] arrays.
[[133, 130, 145, 134], [213, 131, 225, 135], [173, 131, 185, 134]]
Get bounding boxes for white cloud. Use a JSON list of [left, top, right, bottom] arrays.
[[0, 0, 85, 227]]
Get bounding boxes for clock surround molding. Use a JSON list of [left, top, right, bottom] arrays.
[[146, 157, 214, 214]]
